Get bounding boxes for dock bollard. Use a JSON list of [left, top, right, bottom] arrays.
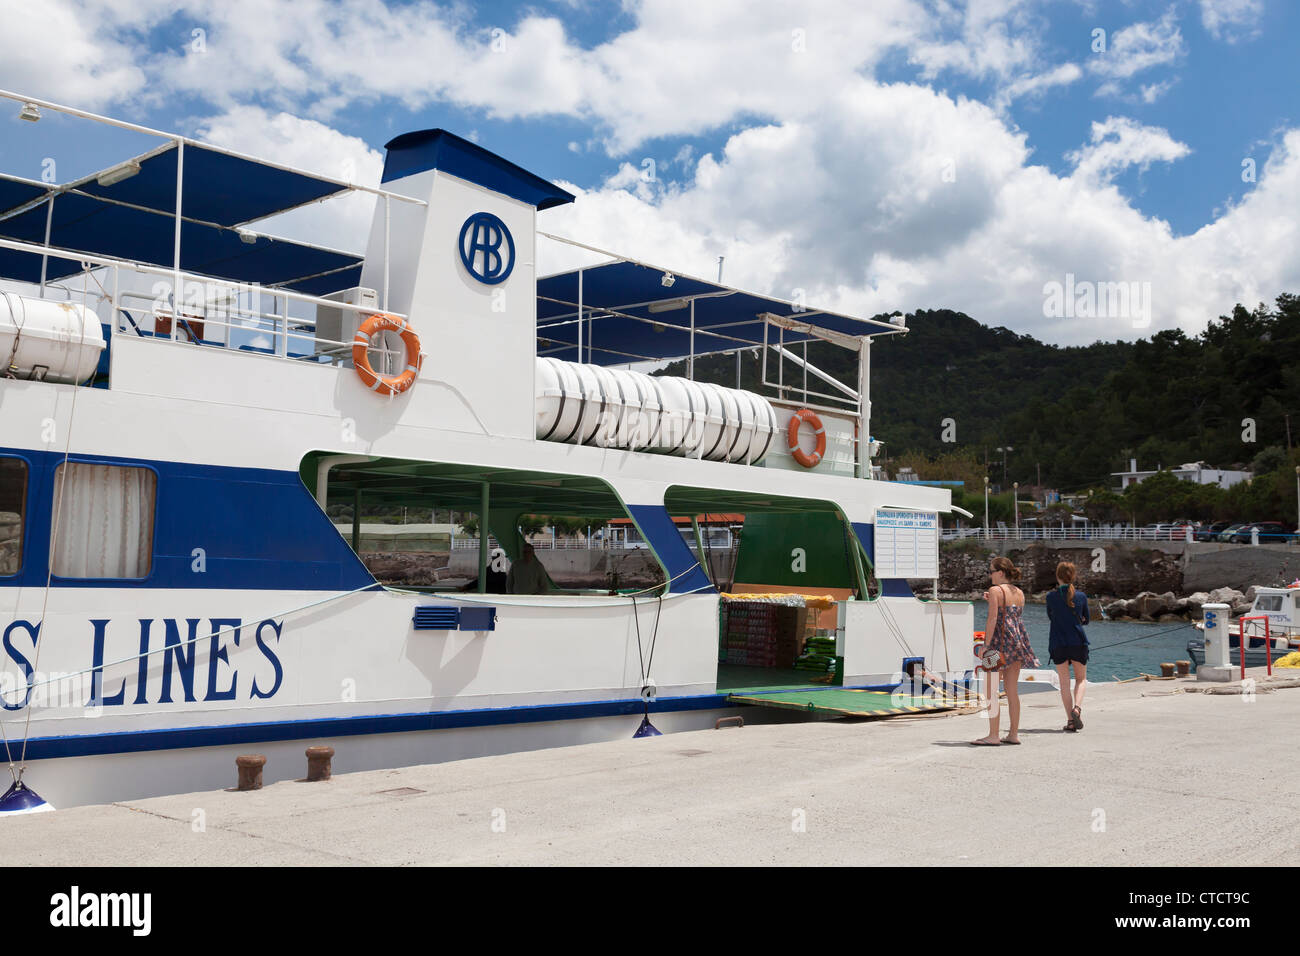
[[305, 746, 335, 782], [236, 754, 267, 791], [1159, 662, 1176, 677], [1176, 660, 1191, 677]]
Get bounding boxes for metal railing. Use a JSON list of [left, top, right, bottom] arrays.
[[1237, 616, 1274, 679], [943, 526, 1298, 543]]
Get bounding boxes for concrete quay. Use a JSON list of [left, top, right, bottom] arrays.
[[5, 668, 1297, 866]]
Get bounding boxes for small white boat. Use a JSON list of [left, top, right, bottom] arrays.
[[1186, 585, 1300, 667]]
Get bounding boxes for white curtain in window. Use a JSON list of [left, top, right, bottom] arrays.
[[51, 463, 156, 579]]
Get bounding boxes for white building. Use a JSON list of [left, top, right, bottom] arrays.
[[1111, 458, 1252, 491]]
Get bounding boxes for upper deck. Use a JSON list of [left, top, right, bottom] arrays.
[[0, 89, 944, 515]]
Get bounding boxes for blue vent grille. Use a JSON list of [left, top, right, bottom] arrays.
[[458, 606, 496, 631], [413, 606, 460, 630]]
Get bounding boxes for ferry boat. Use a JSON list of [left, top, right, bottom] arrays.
[[1186, 585, 1300, 668], [0, 90, 974, 813]]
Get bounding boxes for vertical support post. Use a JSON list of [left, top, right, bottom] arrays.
[[351, 488, 362, 552], [777, 325, 784, 398], [802, 340, 808, 404], [688, 299, 695, 379], [735, 348, 741, 389], [38, 196, 53, 297], [577, 267, 583, 363], [276, 292, 288, 358], [478, 482, 490, 594], [857, 337, 871, 479], [172, 139, 184, 342], [849, 527, 870, 600], [383, 194, 391, 313]]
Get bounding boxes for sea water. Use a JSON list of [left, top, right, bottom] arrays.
[[971, 600, 1196, 680]]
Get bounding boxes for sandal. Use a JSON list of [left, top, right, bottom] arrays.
[[1001, 737, 1021, 745], [1063, 718, 1077, 733], [969, 739, 1001, 746], [1072, 707, 1083, 731]]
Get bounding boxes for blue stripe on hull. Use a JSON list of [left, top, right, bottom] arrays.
[[18, 683, 906, 761], [19, 695, 730, 760], [0, 444, 375, 591]]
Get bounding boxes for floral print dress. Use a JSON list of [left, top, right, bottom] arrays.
[[988, 584, 1039, 668]]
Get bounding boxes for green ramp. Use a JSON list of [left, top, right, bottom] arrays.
[[727, 687, 958, 719]]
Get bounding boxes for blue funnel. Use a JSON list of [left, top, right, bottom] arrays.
[[633, 714, 662, 738], [0, 780, 53, 816]]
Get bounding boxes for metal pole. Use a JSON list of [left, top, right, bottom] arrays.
[[802, 340, 808, 403], [1014, 482, 1020, 537], [172, 139, 184, 342], [984, 477, 990, 539], [38, 196, 53, 297], [857, 337, 871, 479], [478, 482, 490, 594], [577, 267, 583, 363], [688, 299, 695, 379], [383, 194, 390, 313], [351, 488, 361, 552]]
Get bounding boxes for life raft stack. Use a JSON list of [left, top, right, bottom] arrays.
[[534, 356, 779, 463]]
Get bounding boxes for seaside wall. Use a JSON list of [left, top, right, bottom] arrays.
[[939, 539, 1297, 601]]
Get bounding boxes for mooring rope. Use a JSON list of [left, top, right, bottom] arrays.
[[9, 266, 91, 780]]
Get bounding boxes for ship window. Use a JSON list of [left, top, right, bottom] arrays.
[[0, 457, 27, 576], [50, 463, 156, 579], [1254, 595, 1282, 612]]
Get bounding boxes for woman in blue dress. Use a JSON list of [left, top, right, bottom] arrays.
[[971, 556, 1038, 746], [1045, 561, 1089, 732]]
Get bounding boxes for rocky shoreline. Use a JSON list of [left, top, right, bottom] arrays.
[[935, 542, 1274, 622]]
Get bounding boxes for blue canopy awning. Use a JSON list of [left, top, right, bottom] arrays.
[[0, 143, 364, 295], [537, 260, 900, 365]]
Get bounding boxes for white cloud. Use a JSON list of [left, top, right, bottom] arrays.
[[994, 62, 1083, 111], [908, 0, 1039, 82], [3, 0, 1296, 351], [0, 0, 157, 107], [1090, 7, 1184, 98], [545, 87, 1298, 345], [1139, 79, 1175, 103], [1199, 0, 1264, 42], [1066, 116, 1190, 186]]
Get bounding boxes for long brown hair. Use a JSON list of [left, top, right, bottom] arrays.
[[1057, 561, 1077, 608], [990, 555, 1021, 582]]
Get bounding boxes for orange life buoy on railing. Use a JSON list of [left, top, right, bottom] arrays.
[[352, 313, 422, 396], [786, 408, 826, 468]]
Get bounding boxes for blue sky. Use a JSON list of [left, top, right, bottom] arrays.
[[1, 0, 1297, 343]]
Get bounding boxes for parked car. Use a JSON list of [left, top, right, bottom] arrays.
[[1227, 522, 1297, 544], [1196, 520, 1234, 542], [1216, 523, 1247, 542]]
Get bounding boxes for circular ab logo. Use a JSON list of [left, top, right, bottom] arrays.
[[458, 212, 515, 285]]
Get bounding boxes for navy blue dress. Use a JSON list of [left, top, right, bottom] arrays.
[[1045, 586, 1090, 665]]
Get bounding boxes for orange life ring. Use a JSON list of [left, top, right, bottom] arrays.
[[787, 408, 826, 468], [352, 313, 422, 396]]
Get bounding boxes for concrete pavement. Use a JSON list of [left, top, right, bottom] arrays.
[[5, 669, 1298, 866]]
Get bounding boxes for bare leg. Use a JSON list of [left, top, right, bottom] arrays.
[[1056, 663, 1073, 721], [973, 669, 1001, 744], [1003, 664, 1022, 742], [1072, 663, 1087, 710]]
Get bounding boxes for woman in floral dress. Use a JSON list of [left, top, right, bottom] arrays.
[[971, 556, 1039, 746]]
